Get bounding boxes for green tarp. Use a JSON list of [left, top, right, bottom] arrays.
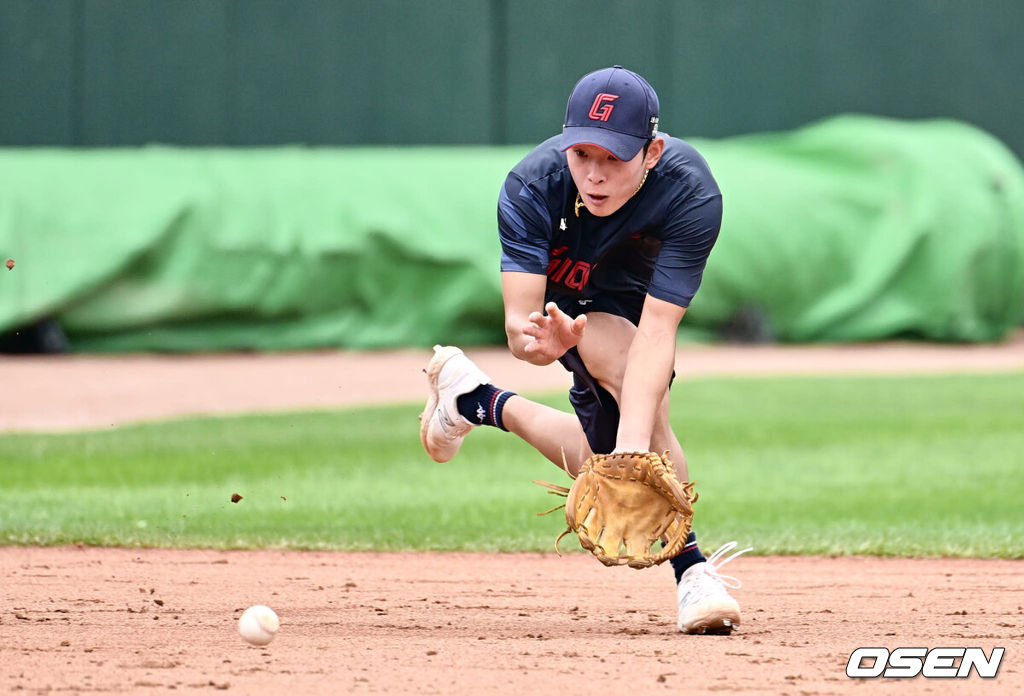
[[2, 115, 1022, 352], [691, 116, 1024, 342]]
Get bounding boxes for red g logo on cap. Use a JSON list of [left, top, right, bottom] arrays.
[[588, 93, 618, 121]]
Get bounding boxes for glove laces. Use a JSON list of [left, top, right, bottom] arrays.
[[698, 541, 753, 590]]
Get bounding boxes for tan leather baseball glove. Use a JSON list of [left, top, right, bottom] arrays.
[[536, 451, 697, 569]]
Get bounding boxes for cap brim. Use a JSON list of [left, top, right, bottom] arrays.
[[560, 127, 646, 161]]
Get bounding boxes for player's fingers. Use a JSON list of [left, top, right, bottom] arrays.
[[572, 314, 587, 335], [522, 323, 542, 338], [527, 311, 546, 326], [545, 301, 562, 318]]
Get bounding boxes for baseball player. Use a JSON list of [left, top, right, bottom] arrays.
[[420, 66, 750, 634]]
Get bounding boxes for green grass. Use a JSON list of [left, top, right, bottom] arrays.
[[1, 372, 1022, 557]]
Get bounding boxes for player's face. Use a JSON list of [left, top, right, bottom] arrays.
[[566, 143, 648, 217]]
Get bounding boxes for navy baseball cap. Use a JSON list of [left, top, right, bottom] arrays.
[[560, 66, 660, 161]]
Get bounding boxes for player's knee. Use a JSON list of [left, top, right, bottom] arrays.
[[580, 353, 626, 400]]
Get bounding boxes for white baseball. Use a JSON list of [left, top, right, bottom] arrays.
[[238, 605, 279, 646]]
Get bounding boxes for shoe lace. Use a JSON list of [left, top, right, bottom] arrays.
[[699, 541, 753, 590]]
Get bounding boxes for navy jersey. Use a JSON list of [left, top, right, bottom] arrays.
[[498, 134, 722, 324]]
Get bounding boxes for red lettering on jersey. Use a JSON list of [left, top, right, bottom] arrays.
[[549, 257, 573, 283], [564, 260, 591, 290], [588, 93, 618, 122], [548, 249, 592, 290]]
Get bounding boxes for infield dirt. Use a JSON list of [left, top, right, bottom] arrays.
[[2, 336, 1023, 694]]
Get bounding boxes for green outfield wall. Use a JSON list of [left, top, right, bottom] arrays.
[[3, 1, 1023, 163], [2, 115, 1022, 352]]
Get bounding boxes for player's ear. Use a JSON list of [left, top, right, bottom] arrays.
[[643, 138, 664, 169]]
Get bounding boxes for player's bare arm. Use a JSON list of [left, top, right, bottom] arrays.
[[614, 294, 686, 453], [501, 271, 586, 365]]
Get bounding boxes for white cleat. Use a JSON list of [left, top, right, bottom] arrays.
[[677, 541, 753, 635], [419, 345, 491, 463]]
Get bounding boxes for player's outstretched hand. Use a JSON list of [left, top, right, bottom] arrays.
[[522, 302, 586, 362]]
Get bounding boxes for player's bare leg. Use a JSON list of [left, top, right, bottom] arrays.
[[501, 398, 592, 476], [575, 312, 634, 393]]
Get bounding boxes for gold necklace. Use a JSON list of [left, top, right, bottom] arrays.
[[574, 169, 649, 218], [635, 168, 649, 194]]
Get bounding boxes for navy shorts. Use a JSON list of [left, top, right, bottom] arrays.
[[558, 346, 620, 455]]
